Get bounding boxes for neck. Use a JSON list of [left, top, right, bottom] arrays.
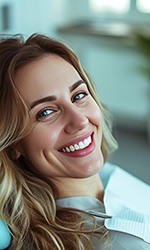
[[51, 173, 104, 202]]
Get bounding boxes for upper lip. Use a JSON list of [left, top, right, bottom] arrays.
[[58, 132, 93, 151]]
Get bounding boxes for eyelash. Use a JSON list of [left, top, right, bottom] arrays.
[[72, 91, 88, 102], [36, 108, 55, 121], [36, 91, 88, 122]]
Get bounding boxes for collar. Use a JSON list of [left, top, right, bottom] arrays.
[[56, 162, 150, 243]]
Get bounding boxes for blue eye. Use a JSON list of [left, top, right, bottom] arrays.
[[36, 109, 53, 121], [73, 92, 88, 101]]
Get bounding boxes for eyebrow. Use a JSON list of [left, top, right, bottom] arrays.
[[30, 79, 85, 110]]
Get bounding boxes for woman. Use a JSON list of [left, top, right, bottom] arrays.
[[0, 34, 149, 250]]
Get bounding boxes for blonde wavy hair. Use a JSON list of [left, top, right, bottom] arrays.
[[0, 34, 117, 249]]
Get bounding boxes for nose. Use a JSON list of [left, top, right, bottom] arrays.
[[64, 105, 89, 134]]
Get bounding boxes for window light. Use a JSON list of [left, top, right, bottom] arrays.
[[89, 0, 130, 14], [136, 0, 150, 13]]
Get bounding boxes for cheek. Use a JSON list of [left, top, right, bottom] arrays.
[[19, 124, 59, 156], [88, 103, 102, 127]]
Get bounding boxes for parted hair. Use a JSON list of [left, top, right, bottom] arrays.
[[0, 34, 117, 249]]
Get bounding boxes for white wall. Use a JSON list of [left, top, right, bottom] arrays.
[[0, 0, 150, 36], [0, 0, 66, 37]]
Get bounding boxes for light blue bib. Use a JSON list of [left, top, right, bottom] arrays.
[[0, 220, 11, 249]]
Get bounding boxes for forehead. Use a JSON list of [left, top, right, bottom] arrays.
[[15, 54, 82, 104]]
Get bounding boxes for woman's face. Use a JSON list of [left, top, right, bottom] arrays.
[[15, 54, 103, 179]]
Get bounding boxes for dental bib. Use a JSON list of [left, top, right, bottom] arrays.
[[103, 166, 150, 243]]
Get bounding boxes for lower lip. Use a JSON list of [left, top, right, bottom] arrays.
[[59, 134, 95, 158]]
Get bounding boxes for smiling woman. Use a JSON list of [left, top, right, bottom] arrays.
[[0, 34, 149, 250], [0, 33, 117, 250]]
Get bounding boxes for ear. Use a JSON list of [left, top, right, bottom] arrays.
[[14, 142, 22, 159], [15, 148, 21, 159]]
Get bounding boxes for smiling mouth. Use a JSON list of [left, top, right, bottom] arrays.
[[60, 135, 92, 153]]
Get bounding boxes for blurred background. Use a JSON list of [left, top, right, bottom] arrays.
[[0, 0, 150, 184]]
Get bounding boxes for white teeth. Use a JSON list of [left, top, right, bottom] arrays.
[[88, 136, 92, 144], [66, 147, 70, 152], [78, 141, 85, 149], [61, 135, 92, 153], [74, 144, 80, 150], [70, 145, 75, 152], [84, 138, 89, 147]]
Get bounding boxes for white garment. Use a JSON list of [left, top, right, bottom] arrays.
[[56, 162, 150, 250]]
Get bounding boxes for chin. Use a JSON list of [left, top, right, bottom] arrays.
[[77, 158, 104, 179]]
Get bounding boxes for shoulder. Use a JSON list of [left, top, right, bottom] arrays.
[[100, 162, 150, 245], [109, 231, 150, 250], [93, 230, 150, 250], [100, 162, 149, 192], [101, 162, 150, 213]]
